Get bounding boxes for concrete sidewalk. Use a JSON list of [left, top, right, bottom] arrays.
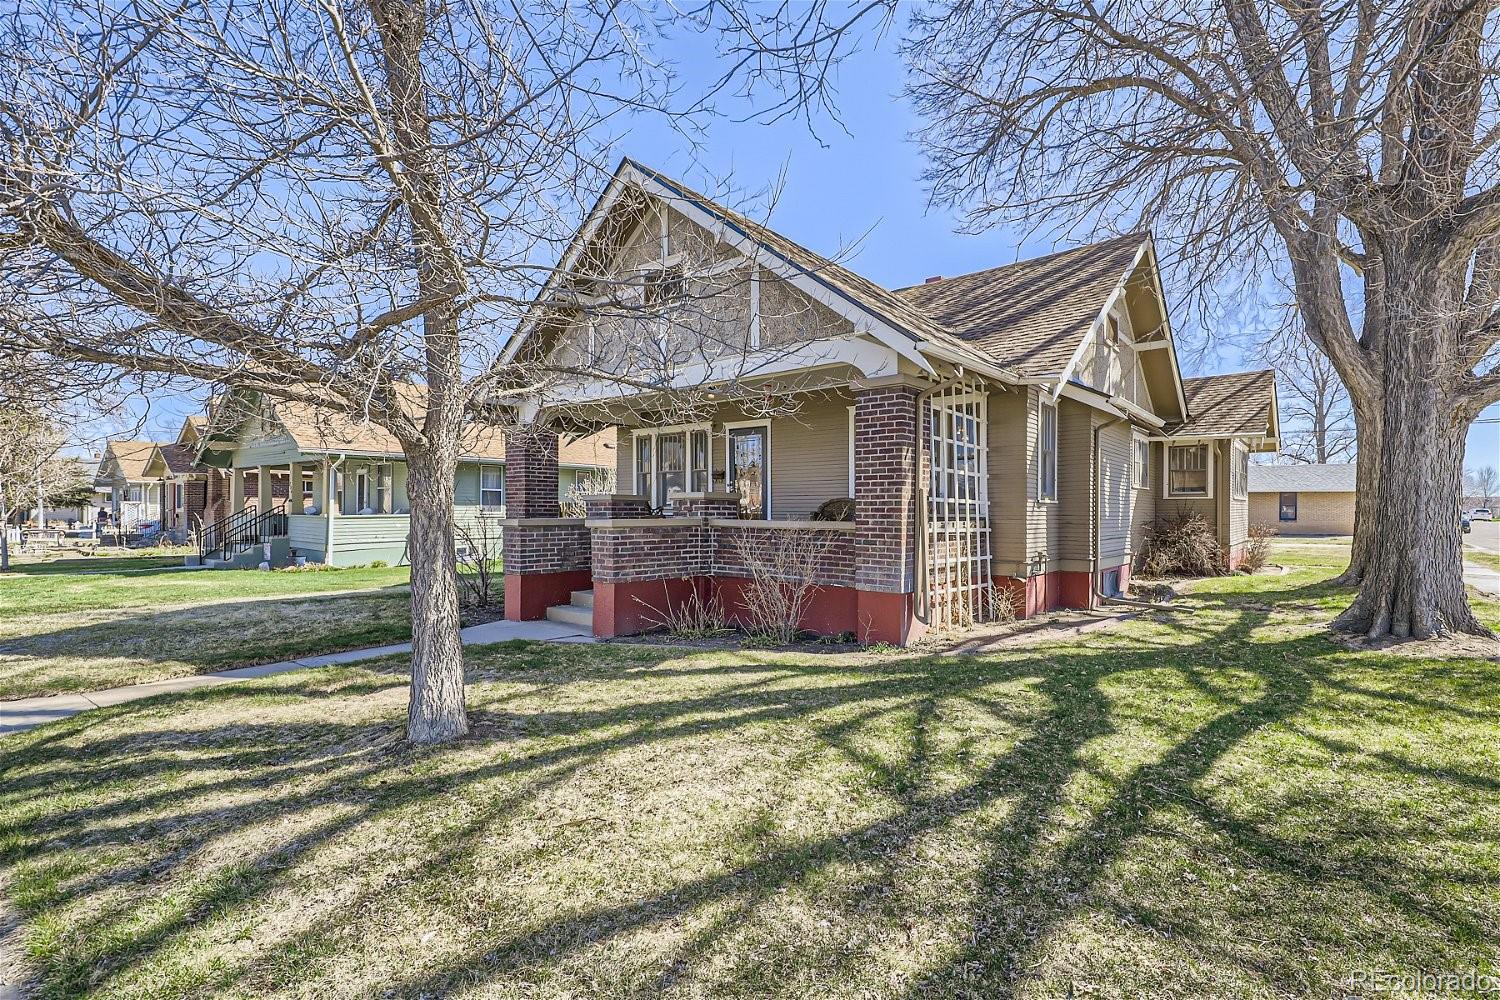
[[1466, 560, 1500, 598], [0, 618, 592, 738]]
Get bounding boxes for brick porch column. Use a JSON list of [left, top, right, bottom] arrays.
[[502, 430, 591, 620], [853, 380, 924, 646]]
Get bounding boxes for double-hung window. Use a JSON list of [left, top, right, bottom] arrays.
[[633, 426, 711, 507], [1167, 444, 1211, 497], [1231, 444, 1249, 499], [1133, 433, 1150, 491], [1279, 492, 1298, 521], [480, 465, 505, 511], [1037, 400, 1058, 501]]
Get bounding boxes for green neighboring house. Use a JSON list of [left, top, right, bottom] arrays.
[[200, 393, 613, 568]]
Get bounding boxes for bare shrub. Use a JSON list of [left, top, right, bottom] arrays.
[[633, 584, 730, 641], [1240, 523, 1278, 573], [454, 515, 503, 609], [560, 468, 617, 519], [991, 584, 1020, 625], [729, 528, 834, 645], [1138, 513, 1225, 579]]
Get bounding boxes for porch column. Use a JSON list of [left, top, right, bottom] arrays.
[[853, 380, 924, 646], [230, 468, 245, 514], [257, 465, 273, 513], [503, 429, 589, 621], [288, 462, 307, 515]]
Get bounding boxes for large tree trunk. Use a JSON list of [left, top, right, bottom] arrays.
[[1334, 252, 1485, 638], [1334, 396, 1381, 586], [403, 443, 469, 744]]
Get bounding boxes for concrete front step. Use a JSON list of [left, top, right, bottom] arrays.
[[570, 590, 595, 608], [545, 603, 593, 629]]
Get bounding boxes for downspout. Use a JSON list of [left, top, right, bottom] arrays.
[[913, 371, 970, 622], [1091, 416, 1170, 611], [325, 453, 346, 566]]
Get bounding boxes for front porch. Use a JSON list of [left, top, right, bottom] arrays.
[[504, 379, 964, 647]]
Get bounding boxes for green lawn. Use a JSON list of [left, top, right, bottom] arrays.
[[2, 542, 1497, 998], [0, 563, 412, 699]]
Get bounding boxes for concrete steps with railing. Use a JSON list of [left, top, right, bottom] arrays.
[[545, 590, 594, 629]]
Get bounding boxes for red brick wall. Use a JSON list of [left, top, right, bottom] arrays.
[[502, 521, 591, 575], [505, 431, 560, 519], [853, 384, 919, 594], [711, 524, 856, 588], [590, 522, 709, 583]]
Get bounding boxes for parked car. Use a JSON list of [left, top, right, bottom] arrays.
[[1473, 507, 1493, 520], [1463, 512, 1472, 534]]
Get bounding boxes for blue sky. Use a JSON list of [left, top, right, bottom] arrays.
[[115, 23, 1499, 469]]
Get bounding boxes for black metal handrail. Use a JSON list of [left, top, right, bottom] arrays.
[[200, 502, 287, 561]]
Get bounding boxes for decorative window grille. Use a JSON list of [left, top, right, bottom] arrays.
[[926, 382, 994, 628]]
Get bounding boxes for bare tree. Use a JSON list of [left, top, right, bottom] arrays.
[[0, 0, 872, 742], [0, 406, 74, 571], [900, 0, 1500, 638], [1468, 465, 1500, 506], [1258, 326, 1356, 464]]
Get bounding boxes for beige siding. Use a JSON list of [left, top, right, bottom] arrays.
[[1129, 435, 1156, 559], [986, 386, 1031, 573], [617, 390, 853, 518], [1250, 490, 1355, 535], [1056, 399, 1095, 567], [1097, 419, 1133, 565]]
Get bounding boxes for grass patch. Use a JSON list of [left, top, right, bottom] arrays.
[[1465, 546, 1500, 573], [1, 553, 187, 575], [1, 541, 1497, 997], [0, 563, 412, 699]]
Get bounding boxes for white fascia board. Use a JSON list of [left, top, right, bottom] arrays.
[[527, 334, 902, 411], [1051, 239, 1149, 399], [917, 341, 1023, 386]]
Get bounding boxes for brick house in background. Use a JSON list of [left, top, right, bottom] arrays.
[[496, 160, 1280, 645], [1248, 463, 1357, 535]]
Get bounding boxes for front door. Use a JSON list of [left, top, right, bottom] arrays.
[[727, 426, 768, 518]]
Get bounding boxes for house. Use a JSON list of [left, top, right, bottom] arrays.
[[197, 392, 614, 567], [93, 441, 166, 531], [496, 159, 1280, 645], [140, 416, 235, 542], [1248, 463, 1356, 535]]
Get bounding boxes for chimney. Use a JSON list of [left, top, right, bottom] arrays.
[[924, 275, 943, 284]]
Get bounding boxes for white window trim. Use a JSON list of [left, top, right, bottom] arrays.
[[1164, 441, 1215, 500], [724, 418, 772, 517], [1132, 430, 1150, 491], [1231, 441, 1249, 500], [1036, 399, 1058, 503], [629, 423, 713, 506], [479, 463, 505, 510]]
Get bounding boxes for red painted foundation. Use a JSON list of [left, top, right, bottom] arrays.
[[505, 570, 593, 622], [714, 577, 858, 636], [856, 590, 923, 646], [1058, 571, 1094, 610], [1226, 543, 1248, 571], [592, 577, 704, 638], [997, 564, 1133, 617]]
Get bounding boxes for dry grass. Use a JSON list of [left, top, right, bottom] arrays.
[[0, 564, 412, 699], [2, 541, 1498, 998]]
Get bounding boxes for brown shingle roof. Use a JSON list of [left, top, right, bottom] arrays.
[[1163, 370, 1277, 438], [154, 443, 199, 475], [98, 440, 161, 482], [892, 234, 1147, 377], [271, 399, 509, 462]]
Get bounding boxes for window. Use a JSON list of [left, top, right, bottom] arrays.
[[632, 425, 711, 507], [690, 429, 710, 492], [334, 470, 345, 512], [302, 474, 315, 501], [1133, 433, 1150, 490], [127, 485, 143, 503], [1231, 444, 1249, 499], [1037, 400, 1058, 501], [1168, 443, 1211, 497], [480, 466, 505, 510], [1280, 493, 1298, 521], [644, 265, 684, 307], [355, 469, 370, 512]]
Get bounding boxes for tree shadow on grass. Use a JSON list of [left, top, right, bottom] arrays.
[[2, 602, 1496, 998]]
